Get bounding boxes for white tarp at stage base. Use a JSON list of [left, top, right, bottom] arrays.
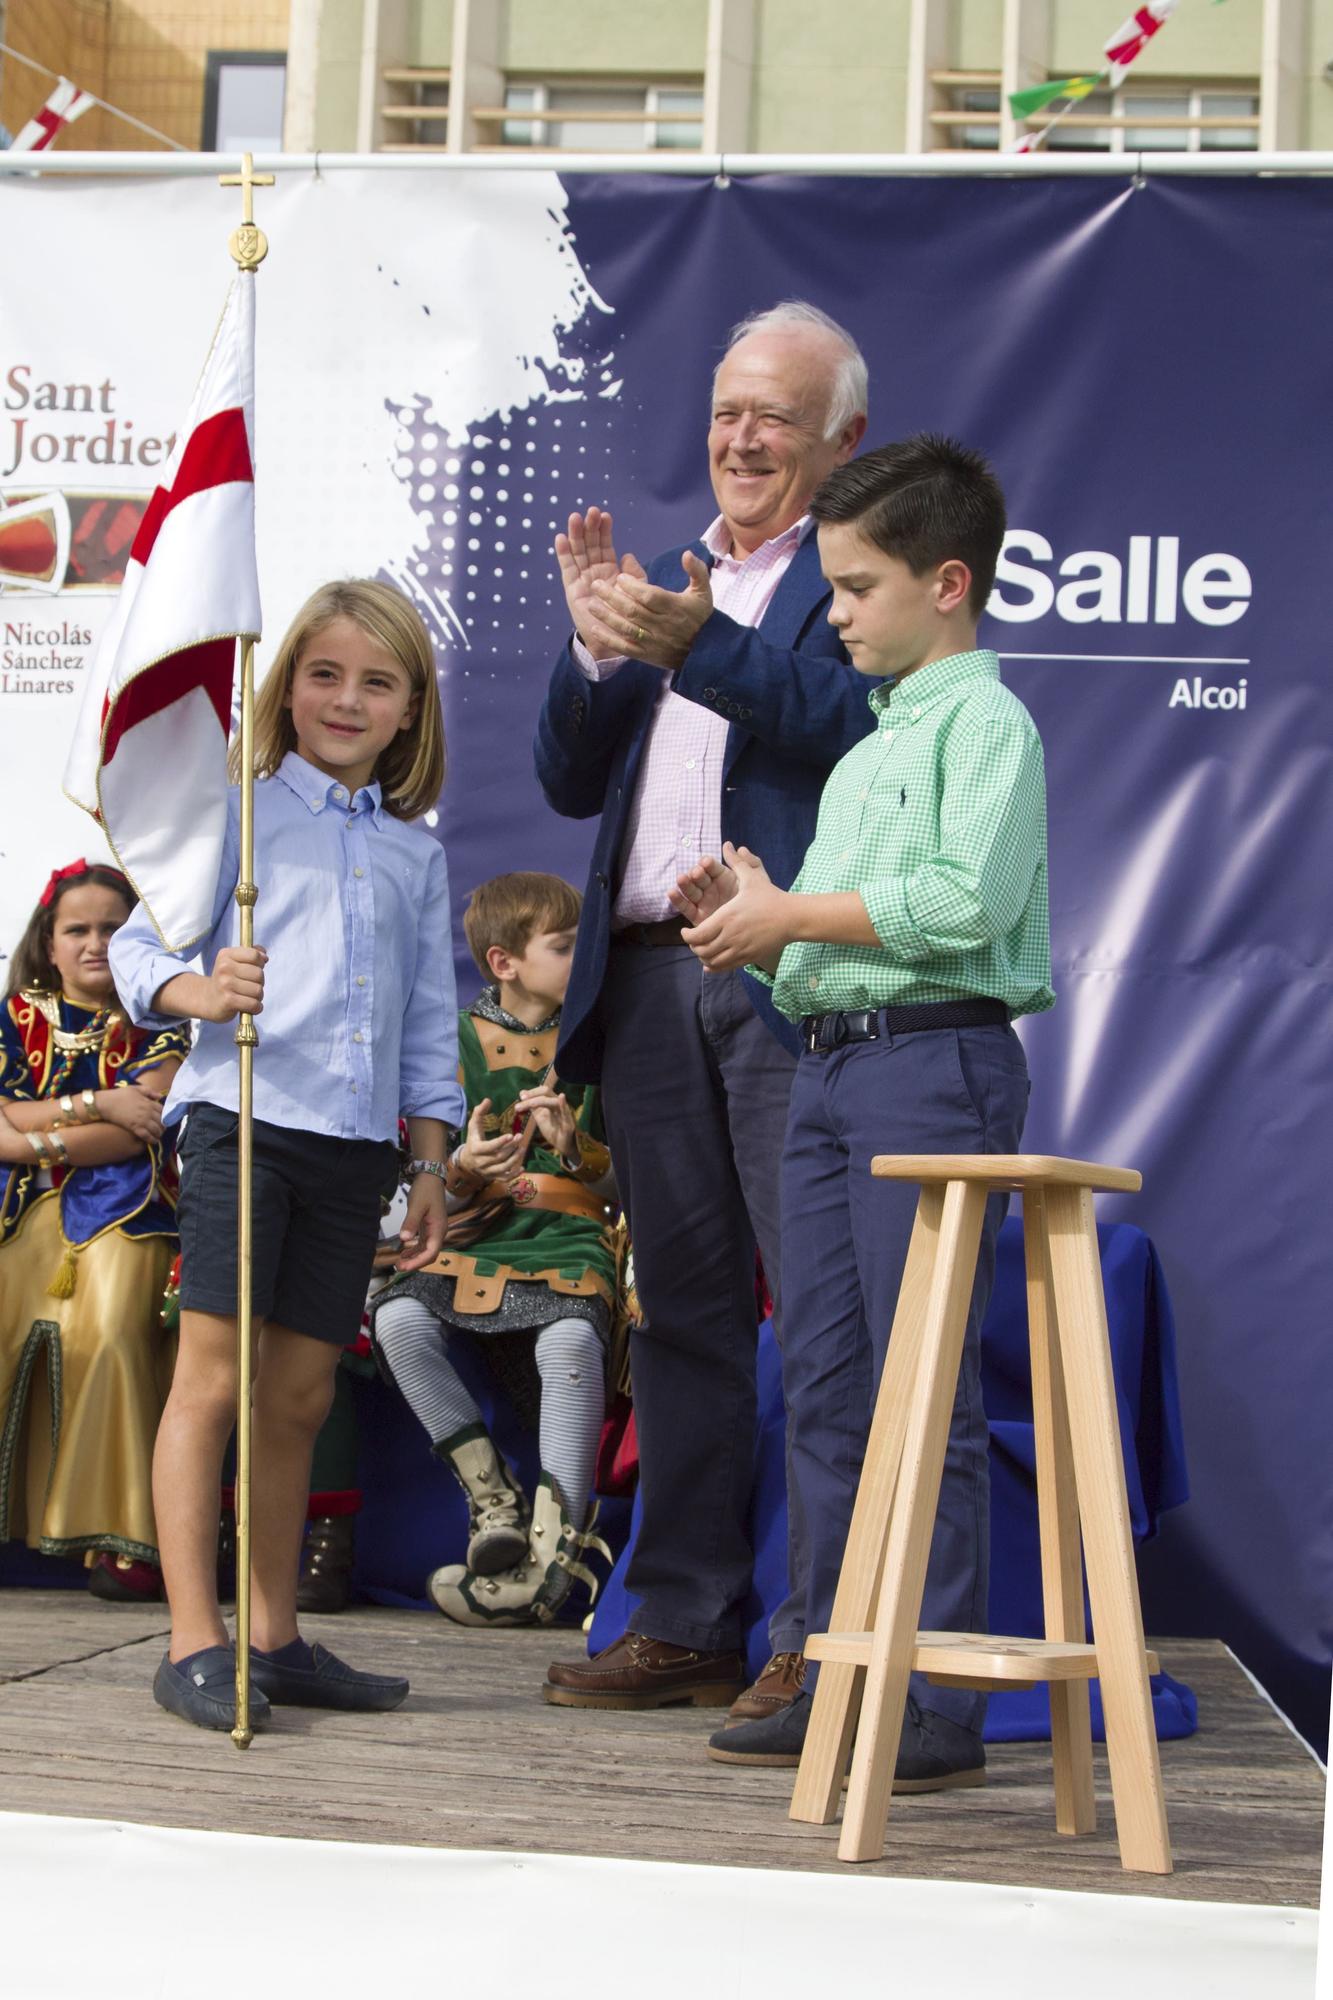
[[2, 1811, 1318, 2000]]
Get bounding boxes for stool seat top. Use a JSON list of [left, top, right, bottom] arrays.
[[870, 1153, 1141, 1193]]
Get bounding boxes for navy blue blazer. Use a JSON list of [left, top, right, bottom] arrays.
[[533, 532, 876, 1081]]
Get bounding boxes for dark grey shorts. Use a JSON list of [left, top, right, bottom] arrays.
[[176, 1102, 399, 1346]]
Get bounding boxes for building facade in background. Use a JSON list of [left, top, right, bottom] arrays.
[[1, 0, 1331, 158], [0, 0, 287, 151]]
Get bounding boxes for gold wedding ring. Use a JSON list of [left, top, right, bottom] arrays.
[[633, 624, 647, 644]]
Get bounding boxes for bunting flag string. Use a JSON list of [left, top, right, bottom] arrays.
[[1008, 0, 1191, 153], [0, 39, 188, 152]]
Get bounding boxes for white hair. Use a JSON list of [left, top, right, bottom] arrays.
[[712, 299, 869, 440]]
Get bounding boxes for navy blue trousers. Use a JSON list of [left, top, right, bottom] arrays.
[[600, 945, 803, 1653], [781, 1022, 1030, 1730]]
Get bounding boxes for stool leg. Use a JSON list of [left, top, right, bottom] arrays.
[[1026, 1190, 1096, 1836], [790, 1185, 944, 1826], [839, 1179, 988, 1862], [1044, 1185, 1172, 1875]]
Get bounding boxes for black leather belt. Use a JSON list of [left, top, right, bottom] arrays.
[[611, 917, 690, 947], [800, 997, 1010, 1053]]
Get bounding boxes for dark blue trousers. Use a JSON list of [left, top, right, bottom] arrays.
[[781, 1022, 1030, 1731], [599, 945, 803, 1652]]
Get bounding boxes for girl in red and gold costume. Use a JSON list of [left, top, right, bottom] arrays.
[[0, 860, 189, 1597]]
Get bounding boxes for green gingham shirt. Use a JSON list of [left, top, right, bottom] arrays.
[[760, 649, 1055, 1023]]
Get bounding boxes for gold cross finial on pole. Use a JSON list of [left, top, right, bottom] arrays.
[[220, 152, 274, 269]]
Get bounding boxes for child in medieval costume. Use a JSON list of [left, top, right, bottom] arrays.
[[373, 872, 613, 1625], [0, 861, 188, 1596]]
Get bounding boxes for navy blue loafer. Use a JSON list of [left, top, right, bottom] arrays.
[[153, 1647, 271, 1732], [249, 1641, 409, 1712]]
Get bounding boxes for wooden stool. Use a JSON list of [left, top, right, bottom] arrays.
[[791, 1155, 1172, 1874]]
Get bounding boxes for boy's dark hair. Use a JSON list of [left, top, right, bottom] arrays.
[[463, 872, 582, 978], [6, 863, 136, 1000], [810, 433, 1006, 617]]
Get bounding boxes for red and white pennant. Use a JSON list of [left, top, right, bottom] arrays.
[[11, 77, 94, 152]]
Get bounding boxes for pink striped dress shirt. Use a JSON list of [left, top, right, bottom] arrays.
[[575, 514, 811, 924]]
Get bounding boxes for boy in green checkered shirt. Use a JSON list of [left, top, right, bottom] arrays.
[[671, 435, 1052, 1781]]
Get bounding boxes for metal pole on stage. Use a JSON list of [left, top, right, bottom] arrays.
[[219, 152, 273, 1751]]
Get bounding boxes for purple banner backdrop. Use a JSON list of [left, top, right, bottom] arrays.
[[423, 172, 1329, 1751]]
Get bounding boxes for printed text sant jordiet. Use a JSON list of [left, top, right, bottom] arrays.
[[3, 368, 175, 478]]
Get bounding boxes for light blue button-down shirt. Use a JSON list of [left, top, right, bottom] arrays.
[[110, 751, 466, 1143]]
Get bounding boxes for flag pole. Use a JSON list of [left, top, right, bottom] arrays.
[[219, 153, 273, 1751]]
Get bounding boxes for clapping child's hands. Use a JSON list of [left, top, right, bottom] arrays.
[[455, 1098, 525, 1183], [516, 1085, 578, 1164], [668, 853, 739, 927]]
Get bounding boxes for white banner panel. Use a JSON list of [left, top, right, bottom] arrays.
[[0, 165, 602, 958]]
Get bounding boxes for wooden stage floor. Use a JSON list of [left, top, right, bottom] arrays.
[[0, 1594, 1322, 1907]]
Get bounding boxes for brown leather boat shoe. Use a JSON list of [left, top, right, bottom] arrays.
[[725, 1649, 807, 1723], [543, 1630, 747, 1710]]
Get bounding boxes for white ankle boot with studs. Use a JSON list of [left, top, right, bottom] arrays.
[[434, 1425, 530, 1576], [428, 1473, 611, 1627]]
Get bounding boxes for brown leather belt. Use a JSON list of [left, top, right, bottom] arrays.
[[611, 916, 690, 947], [475, 1172, 609, 1222]]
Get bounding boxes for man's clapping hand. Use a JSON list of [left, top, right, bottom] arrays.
[[591, 551, 714, 672], [554, 508, 647, 662]]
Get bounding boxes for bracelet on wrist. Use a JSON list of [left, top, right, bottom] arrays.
[[46, 1129, 70, 1166], [26, 1131, 52, 1164], [409, 1157, 448, 1183], [78, 1090, 101, 1124]]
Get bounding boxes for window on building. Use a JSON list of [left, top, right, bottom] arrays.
[[477, 80, 704, 151], [1042, 82, 1259, 152], [202, 53, 287, 153], [379, 69, 450, 150], [928, 73, 1002, 150]]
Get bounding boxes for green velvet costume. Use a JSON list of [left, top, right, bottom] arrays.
[[374, 988, 614, 1343]]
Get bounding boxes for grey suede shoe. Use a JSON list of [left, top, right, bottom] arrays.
[[707, 1687, 812, 1765], [707, 1688, 986, 1792], [152, 1647, 272, 1733], [893, 1696, 986, 1793]]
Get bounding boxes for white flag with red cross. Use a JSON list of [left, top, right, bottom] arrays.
[[64, 276, 262, 950], [10, 77, 95, 152]]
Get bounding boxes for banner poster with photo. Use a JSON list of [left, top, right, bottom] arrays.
[[0, 166, 1327, 1749]]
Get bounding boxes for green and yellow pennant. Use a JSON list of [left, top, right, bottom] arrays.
[[1008, 74, 1102, 120]]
